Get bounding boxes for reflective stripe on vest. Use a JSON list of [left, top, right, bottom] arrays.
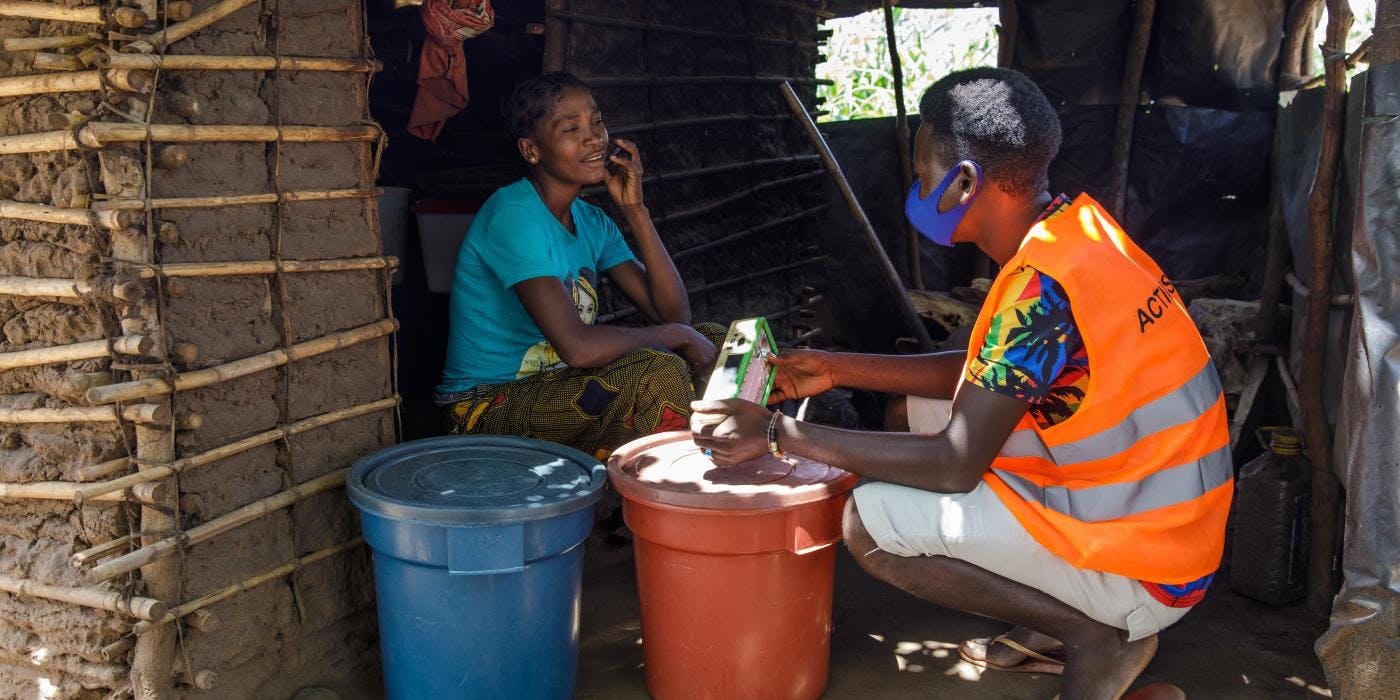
[[992, 444, 1232, 523], [998, 360, 1224, 466]]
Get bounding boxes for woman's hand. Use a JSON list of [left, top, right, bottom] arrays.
[[669, 324, 718, 372], [767, 349, 837, 404], [603, 138, 644, 209], [690, 399, 774, 466]]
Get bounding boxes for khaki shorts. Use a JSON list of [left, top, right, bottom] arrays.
[[852, 397, 1191, 641]]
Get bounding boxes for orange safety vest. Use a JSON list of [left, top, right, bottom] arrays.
[[966, 194, 1232, 584]]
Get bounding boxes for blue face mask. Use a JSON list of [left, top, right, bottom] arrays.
[[905, 161, 984, 247]]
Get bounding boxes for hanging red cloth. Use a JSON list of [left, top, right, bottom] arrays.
[[408, 0, 495, 142]]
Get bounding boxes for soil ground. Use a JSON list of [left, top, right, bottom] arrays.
[[576, 542, 1333, 699]]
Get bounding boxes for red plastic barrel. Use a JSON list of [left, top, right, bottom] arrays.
[[607, 431, 858, 700]]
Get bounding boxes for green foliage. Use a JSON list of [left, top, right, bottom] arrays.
[[816, 8, 999, 123]]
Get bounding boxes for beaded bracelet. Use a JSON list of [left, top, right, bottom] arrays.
[[767, 411, 785, 458]]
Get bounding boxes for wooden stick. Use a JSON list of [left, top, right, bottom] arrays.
[[130, 256, 396, 279], [154, 144, 188, 170], [0, 275, 92, 299], [0, 403, 165, 425], [170, 343, 199, 366], [1302, 0, 1351, 615], [0, 335, 152, 371], [122, 403, 171, 425], [141, 0, 259, 50], [0, 1, 103, 23], [73, 534, 136, 566], [94, 53, 383, 73], [0, 199, 135, 228], [1, 34, 100, 52], [32, 52, 86, 71], [881, 0, 922, 290], [132, 539, 363, 634], [110, 7, 148, 29], [164, 1, 193, 22], [76, 122, 381, 148], [67, 370, 115, 394], [100, 637, 135, 663], [74, 397, 398, 503], [0, 574, 165, 619], [0, 479, 140, 502], [1107, 0, 1157, 219], [542, 0, 567, 72], [86, 320, 398, 404], [183, 608, 217, 633], [778, 81, 935, 352], [90, 469, 350, 581], [0, 70, 100, 98], [76, 457, 131, 482], [97, 188, 382, 211], [652, 170, 825, 225]]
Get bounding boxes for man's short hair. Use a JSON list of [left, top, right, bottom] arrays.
[[918, 67, 1062, 197]]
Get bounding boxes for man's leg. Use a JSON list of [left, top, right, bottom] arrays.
[[843, 498, 1158, 700]]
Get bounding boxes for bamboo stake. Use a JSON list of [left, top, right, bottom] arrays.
[[76, 457, 130, 482], [94, 53, 383, 73], [0, 335, 152, 371], [76, 122, 381, 148], [33, 52, 86, 71], [0, 199, 135, 228], [89, 469, 349, 582], [1106, 0, 1157, 220], [1, 35, 101, 52], [882, 0, 922, 290], [778, 81, 935, 351], [100, 637, 134, 663], [132, 539, 363, 634], [0, 2, 104, 23], [130, 256, 396, 279], [0, 403, 165, 425], [73, 534, 136, 566], [110, 7, 148, 29], [0, 480, 140, 502], [98, 188, 381, 211], [0, 275, 92, 299], [0, 574, 165, 619], [1303, 0, 1351, 615], [0, 128, 81, 153], [652, 170, 825, 225], [0, 71, 100, 98], [74, 397, 398, 503], [141, 0, 259, 50], [164, 1, 193, 22], [67, 371, 115, 394], [86, 320, 398, 404]]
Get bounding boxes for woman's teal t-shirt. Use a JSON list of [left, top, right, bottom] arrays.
[[437, 178, 636, 394]]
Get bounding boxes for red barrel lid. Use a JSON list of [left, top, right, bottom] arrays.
[[607, 431, 858, 510]]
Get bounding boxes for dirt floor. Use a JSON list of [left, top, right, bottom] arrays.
[[576, 541, 1333, 699]]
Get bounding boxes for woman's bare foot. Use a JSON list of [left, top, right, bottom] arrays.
[[1060, 632, 1158, 699]]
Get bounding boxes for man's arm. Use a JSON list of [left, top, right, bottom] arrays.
[[693, 381, 1029, 493], [829, 351, 969, 399]]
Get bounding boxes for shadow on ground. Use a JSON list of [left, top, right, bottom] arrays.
[[576, 542, 1331, 699]]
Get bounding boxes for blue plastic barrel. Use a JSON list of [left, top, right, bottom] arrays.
[[347, 435, 606, 699]]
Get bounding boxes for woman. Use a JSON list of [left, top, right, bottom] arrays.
[[436, 72, 722, 460]]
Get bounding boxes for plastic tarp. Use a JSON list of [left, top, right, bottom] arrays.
[[1315, 63, 1400, 698]]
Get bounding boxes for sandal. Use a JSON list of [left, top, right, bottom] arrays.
[[958, 634, 1067, 676]]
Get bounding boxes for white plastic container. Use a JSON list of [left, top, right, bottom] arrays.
[[412, 199, 480, 294], [377, 187, 412, 285]]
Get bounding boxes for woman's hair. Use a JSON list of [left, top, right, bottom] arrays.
[[505, 71, 592, 140]]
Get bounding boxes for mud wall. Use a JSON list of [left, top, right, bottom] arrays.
[[0, 1, 395, 697]]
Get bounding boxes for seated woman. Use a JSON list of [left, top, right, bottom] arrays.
[[436, 72, 723, 460]]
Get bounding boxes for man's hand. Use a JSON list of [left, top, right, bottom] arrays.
[[690, 399, 773, 466], [767, 349, 836, 404]]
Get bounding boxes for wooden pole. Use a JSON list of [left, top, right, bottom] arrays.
[[141, 0, 259, 50], [32, 52, 86, 72], [132, 539, 363, 635], [77, 122, 382, 148], [93, 53, 382, 73], [542, 0, 568, 72], [0, 71, 101, 98], [1106, 0, 1157, 220], [1, 34, 101, 52], [0, 478, 145, 502], [0, 199, 136, 228], [0, 1, 104, 23], [882, 0, 922, 290], [1302, 0, 1352, 615], [129, 256, 397, 278], [89, 470, 350, 581], [0, 574, 165, 619], [0, 335, 151, 371], [778, 81, 935, 351], [98, 188, 382, 210], [86, 319, 398, 404], [74, 397, 398, 503], [1281, 0, 1325, 84], [76, 457, 131, 482], [0, 275, 91, 299]]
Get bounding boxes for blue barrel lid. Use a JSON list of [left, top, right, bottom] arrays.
[[348, 435, 606, 524]]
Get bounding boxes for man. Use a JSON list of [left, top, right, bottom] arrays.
[[691, 67, 1230, 700]]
